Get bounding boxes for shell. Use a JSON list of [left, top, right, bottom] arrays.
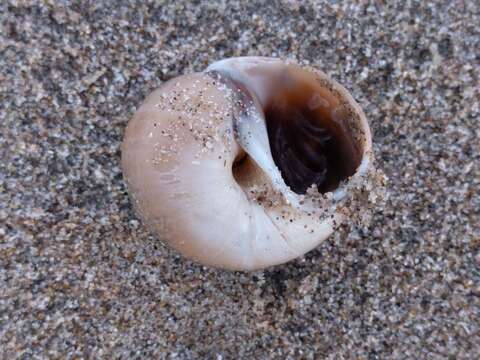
[[121, 57, 373, 270]]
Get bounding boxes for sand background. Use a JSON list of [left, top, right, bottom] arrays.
[[1, 1, 479, 358]]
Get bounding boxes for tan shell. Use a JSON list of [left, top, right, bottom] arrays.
[[121, 57, 372, 270]]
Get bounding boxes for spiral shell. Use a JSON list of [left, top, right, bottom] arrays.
[[121, 57, 373, 270]]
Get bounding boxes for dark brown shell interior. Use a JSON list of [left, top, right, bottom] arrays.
[[264, 73, 362, 194]]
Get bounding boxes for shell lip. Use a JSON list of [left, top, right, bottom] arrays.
[[332, 151, 372, 202]]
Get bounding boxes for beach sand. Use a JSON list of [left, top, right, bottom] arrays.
[[1, 1, 479, 358]]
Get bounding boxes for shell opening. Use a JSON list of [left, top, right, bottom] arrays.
[[208, 59, 366, 198], [264, 81, 362, 194]]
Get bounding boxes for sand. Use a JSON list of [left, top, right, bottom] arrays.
[[1, 1, 479, 358]]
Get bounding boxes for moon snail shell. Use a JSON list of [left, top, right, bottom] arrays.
[[122, 57, 374, 271]]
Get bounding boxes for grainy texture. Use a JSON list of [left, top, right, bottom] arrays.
[[1, 0, 479, 359]]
